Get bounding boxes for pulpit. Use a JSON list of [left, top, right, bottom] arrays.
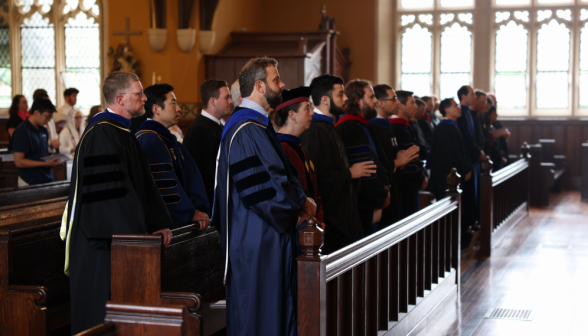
[[204, 6, 352, 87]]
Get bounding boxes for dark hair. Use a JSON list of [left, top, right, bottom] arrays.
[[309, 74, 344, 106], [238, 57, 279, 98], [475, 90, 487, 101], [32, 89, 48, 101], [486, 96, 494, 105], [30, 98, 56, 115], [143, 83, 175, 118], [275, 102, 304, 127], [415, 98, 426, 107], [457, 85, 470, 102], [373, 84, 393, 101], [9, 94, 25, 117], [421, 96, 432, 103], [439, 98, 454, 117], [344, 79, 371, 114], [396, 90, 414, 105], [64, 88, 79, 97], [103, 71, 140, 105], [88, 105, 103, 121], [200, 79, 228, 109]]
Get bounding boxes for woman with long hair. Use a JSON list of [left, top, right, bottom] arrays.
[[59, 109, 84, 157], [5, 94, 29, 152]]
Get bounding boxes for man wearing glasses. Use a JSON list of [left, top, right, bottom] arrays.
[[60, 71, 173, 334], [12, 98, 61, 186]]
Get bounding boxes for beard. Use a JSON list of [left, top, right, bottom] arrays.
[[265, 85, 282, 109], [361, 104, 377, 120], [329, 97, 346, 117]]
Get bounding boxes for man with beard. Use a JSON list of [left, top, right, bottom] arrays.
[[391, 90, 428, 218], [300, 74, 374, 253], [212, 57, 315, 336], [60, 72, 173, 333], [336, 79, 391, 235], [370, 84, 419, 225]]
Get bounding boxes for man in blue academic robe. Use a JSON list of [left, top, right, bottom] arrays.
[[136, 83, 210, 229], [212, 57, 316, 336]]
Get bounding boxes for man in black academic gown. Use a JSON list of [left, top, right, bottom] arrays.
[[370, 84, 419, 225], [390, 90, 428, 218], [418, 97, 436, 152], [336, 79, 391, 235], [300, 74, 374, 253], [60, 71, 173, 334], [411, 97, 430, 161], [183, 79, 232, 209]]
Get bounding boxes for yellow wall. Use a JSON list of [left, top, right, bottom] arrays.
[[108, 0, 374, 103]]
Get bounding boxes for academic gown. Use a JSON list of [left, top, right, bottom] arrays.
[[410, 120, 430, 161], [183, 114, 223, 209], [419, 115, 435, 152], [428, 120, 473, 200], [390, 118, 427, 218], [299, 113, 364, 254], [368, 118, 403, 226], [60, 112, 172, 334], [457, 107, 482, 230], [212, 107, 306, 336], [336, 114, 390, 235], [136, 119, 210, 228], [493, 120, 510, 169]]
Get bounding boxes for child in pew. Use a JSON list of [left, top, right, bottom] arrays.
[[428, 98, 473, 200]]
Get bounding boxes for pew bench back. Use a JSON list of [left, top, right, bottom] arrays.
[[0, 181, 70, 206]]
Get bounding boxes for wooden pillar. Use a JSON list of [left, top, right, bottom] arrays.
[[479, 158, 494, 257], [446, 169, 462, 287]]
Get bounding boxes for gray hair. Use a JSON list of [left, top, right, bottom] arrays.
[[103, 71, 140, 105], [231, 79, 241, 106], [238, 57, 278, 98]]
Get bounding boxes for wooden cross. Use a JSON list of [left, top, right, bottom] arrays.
[[113, 17, 142, 44]]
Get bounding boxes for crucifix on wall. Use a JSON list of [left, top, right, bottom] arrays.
[[108, 17, 142, 76], [113, 17, 142, 44]]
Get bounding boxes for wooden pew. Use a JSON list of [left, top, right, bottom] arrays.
[[111, 225, 226, 336], [0, 221, 71, 336], [478, 145, 530, 257], [297, 170, 462, 336], [528, 143, 556, 206], [75, 302, 189, 336], [581, 142, 588, 203], [0, 180, 70, 206], [419, 191, 436, 210], [0, 153, 16, 189], [0, 198, 66, 228], [538, 139, 566, 192]]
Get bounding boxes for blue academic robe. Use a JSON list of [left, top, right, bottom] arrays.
[[212, 107, 307, 336], [136, 119, 210, 229]]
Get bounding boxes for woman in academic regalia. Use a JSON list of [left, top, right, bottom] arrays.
[[275, 86, 324, 256]]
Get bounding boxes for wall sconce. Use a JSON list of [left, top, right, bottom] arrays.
[[148, 28, 167, 52], [199, 30, 215, 54], [177, 28, 196, 53]]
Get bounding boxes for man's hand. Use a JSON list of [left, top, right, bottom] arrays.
[[503, 129, 511, 139], [50, 139, 61, 149], [394, 146, 419, 168], [502, 157, 507, 164], [350, 160, 377, 179], [479, 151, 487, 161], [299, 198, 317, 222], [153, 228, 172, 248], [380, 191, 391, 209], [192, 210, 210, 230], [420, 176, 428, 190], [45, 157, 61, 167], [465, 171, 472, 181]]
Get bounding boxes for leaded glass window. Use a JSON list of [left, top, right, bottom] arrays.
[[0, 23, 11, 107], [536, 19, 570, 109], [440, 22, 472, 100], [64, 12, 100, 108], [580, 24, 588, 108], [21, 12, 56, 103], [495, 20, 528, 110], [401, 23, 432, 95]]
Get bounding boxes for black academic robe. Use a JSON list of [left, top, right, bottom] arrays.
[[428, 120, 473, 200], [61, 112, 172, 334], [368, 118, 403, 226], [410, 120, 430, 161], [390, 118, 427, 218], [493, 120, 510, 169], [457, 107, 481, 231], [183, 114, 223, 210], [299, 113, 364, 254], [336, 114, 390, 235], [419, 116, 435, 152], [470, 110, 487, 156]]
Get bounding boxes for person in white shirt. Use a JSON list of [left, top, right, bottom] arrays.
[[59, 109, 84, 157], [54, 88, 79, 123]]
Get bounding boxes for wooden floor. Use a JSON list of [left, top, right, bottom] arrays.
[[416, 191, 588, 336]]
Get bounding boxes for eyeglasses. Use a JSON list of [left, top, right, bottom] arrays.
[[42, 113, 53, 120], [120, 91, 144, 97]]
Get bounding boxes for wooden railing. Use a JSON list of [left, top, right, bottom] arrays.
[[478, 145, 530, 257], [297, 170, 462, 336]]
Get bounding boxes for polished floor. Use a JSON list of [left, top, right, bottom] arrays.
[[416, 191, 588, 336]]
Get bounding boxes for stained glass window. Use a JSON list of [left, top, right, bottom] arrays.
[[401, 24, 432, 95], [579, 22, 588, 108], [440, 23, 472, 100], [64, 12, 100, 108], [495, 20, 528, 110], [536, 19, 570, 109], [0, 23, 11, 107], [21, 12, 56, 103]]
